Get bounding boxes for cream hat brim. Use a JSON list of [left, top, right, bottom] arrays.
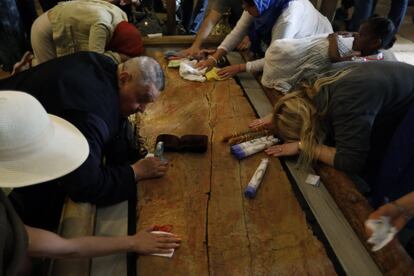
[[0, 115, 89, 188]]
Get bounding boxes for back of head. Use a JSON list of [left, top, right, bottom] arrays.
[[273, 68, 352, 168], [123, 56, 165, 91], [365, 16, 396, 49]]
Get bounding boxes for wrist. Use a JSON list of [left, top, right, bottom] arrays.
[[238, 64, 246, 72], [208, 55, 218, 65], [298, 141, 303, 151], [390, 201, 412, 221], [126, 236, 136, 252], [130, 164, 140, 181]]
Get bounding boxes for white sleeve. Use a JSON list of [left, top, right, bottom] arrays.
[[218, 11, 254, 53], [270, 1, 305, 40], [246, 58, 265, 73]]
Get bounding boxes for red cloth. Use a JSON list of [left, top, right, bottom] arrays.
[[107, 21, 144, 57]]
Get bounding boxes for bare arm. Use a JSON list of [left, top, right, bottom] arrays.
[[328, 33, 356, 62], [265, 141, 336, 168], [367, 192, 414, 233], [26, 225, 181, 259], [314, 144, 336, 167], [182, 9, 222, 56], [328, 33, 344, 62]]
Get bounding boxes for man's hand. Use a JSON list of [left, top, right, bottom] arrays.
[[180, 46, 201, 58], [132, 227, 181, 255], [264, 142, 300, 157], [236, 36, 251, 51], [131, 157, 168, 181], [217, 64, 245, 78], [366, 203, 410, 236]]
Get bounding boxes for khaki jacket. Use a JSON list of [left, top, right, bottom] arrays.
[[49, 0, 127, 63]]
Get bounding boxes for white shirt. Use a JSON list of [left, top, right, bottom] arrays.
[[218, 0, 333, 73]]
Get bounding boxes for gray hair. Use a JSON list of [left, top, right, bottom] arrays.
[[123, 56, 165, 91]]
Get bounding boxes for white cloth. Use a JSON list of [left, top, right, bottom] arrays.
[[262, 35, 354, 93], [365, 216, 397, 252], [179, 60, 207, 82], [218, 0, 333, 73]]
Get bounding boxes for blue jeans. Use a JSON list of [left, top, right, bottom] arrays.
[[349, 0, 408, 31]]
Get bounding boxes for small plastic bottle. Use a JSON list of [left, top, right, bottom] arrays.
[[244, 158, 269, 198], [154, 141, 165, 161], [231, 136, 278, 160]]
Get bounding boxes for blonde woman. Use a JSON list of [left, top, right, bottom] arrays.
[[256, 61, 414, 204]]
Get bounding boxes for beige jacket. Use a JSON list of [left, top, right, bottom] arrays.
[[49, 0, 127, 63]]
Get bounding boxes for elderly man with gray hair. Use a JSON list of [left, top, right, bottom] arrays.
[[0, 51, 166, 229]]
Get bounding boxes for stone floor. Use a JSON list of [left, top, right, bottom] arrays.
[[377, 0, 414, 65]]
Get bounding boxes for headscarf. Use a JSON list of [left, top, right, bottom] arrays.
[[108, 21, 144, 57], [248, 0, 293, 56]]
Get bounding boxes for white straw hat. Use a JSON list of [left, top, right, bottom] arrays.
[[0, 91, 89, 188]]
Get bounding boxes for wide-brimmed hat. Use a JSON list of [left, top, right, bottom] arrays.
[[0, 91, 89, 188]]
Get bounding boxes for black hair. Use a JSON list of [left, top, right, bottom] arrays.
[[364, 16, 396, 49]]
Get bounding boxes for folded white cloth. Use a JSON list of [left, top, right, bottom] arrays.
[[179, 60, 207, 82], [365, 216, 397, 251]]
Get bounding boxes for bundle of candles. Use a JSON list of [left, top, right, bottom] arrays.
[[222, 127, 270, 145], [222, 128, 279, 160]]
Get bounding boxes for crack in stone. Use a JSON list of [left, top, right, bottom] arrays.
[[204, 82, 216, 275], [239, 159, 254, 276], [230, 79, 254, 276]]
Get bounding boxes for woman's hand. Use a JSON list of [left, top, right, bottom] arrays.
[[132, 226, 181, 255], [196, 57, 216, 70], [265, 142, 300, 157], [217, 64, 245, 78], [249, 113, 273, 130]]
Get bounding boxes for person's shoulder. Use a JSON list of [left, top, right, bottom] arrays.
[[355, 60, 414, 75], [63, 110, 110, 141], [281, 0, 306, 16], [286, 0, 306, 8]]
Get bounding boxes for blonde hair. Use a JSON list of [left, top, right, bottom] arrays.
[[273, 69, 351, 168]]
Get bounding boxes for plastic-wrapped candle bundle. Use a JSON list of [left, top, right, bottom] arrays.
[[245, 158, 269, 198], [231, 136, 279, 160]]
